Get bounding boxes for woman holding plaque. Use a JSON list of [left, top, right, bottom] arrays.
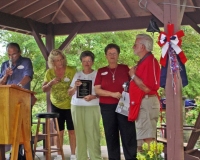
[[42, 49, 76, 160], [68, 51, 102, 160], [94, 44, 137, 160]]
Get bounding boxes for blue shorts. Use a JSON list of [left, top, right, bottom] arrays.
[[51, 103, 74, 131]]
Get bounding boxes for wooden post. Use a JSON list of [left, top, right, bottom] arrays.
[[163, 0, 185, 159], [45, 23, 57, 146], [165, 67, 184, 160]]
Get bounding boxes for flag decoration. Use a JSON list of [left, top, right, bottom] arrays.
[[158, 24, 188, 91], [158, 24, 187, 67]]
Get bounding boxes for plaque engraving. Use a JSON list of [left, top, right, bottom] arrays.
[[77, 80, 92, 98]]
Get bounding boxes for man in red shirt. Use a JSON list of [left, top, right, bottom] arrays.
[[129, 34, 161, 149]]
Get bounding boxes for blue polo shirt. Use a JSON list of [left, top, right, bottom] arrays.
[[0, 56, 34, 90]]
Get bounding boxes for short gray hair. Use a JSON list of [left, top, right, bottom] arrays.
[[48, 49, 67, 69], [136, 34, 153, 52]]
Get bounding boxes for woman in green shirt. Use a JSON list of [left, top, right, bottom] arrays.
[[42, 49, 76, 160]]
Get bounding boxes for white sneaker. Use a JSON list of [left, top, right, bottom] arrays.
[[70, 155, 76, 160], [54, 155, 62, 160]]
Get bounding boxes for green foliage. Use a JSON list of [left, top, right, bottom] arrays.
[[181, 26, 200, 98], [56, 31, 157, 70]]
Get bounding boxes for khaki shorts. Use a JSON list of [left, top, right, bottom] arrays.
[[135, 96, 160, 140]]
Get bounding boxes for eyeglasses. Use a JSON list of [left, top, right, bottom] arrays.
[[82, 60, 92, 63], [107, 52, 118, 56], [8, 53, 19, 57], [133, 43, 143, 47]]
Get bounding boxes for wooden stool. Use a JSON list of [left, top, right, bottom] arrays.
[[33, 112, 64, 160]]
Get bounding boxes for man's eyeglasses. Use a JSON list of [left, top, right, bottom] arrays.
[[8, 53, 19, 57], [133, 43, 143, 47]]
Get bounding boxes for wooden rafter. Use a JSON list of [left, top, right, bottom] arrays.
[[60, 7, 78, 22], [119, 0, 136, 17], [53, 16, 156, 35], [179, 0, 187, 26], [96, 0, 115, 19], [74, 0, 96, 21], [191, 0, 199, 7], [58, 22, 85, 51], [50, 0, 67, 22], [0, 12, 46, 35], [29, 4, 58, 21], [138, 0, 164, 23], [0, 0, 17, 10], [184, 13, 200, 34], [10, 0, 39, 15], [46, 23, 54, 54], [28, 19, 48, 60], [20, 0, 59, 18]]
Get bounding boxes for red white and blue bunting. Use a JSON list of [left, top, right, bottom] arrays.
[[158, 24, 188, 92]]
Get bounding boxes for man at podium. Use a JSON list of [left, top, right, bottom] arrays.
[[0, 42, 34, 160]]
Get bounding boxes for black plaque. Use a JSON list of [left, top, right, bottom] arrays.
[[77, 80, 92, 98]]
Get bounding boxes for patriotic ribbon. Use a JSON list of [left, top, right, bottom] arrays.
[[157, 24, 187, 67]]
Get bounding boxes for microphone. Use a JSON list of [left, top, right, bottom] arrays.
[[9, 59, 12, 68]]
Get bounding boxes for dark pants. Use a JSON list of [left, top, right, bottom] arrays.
[[100, 103, 137, 160], [9, 145, 26, 160], [18, 145, 26, 160]]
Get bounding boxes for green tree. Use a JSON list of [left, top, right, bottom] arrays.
[[181, 26, 200, 99]]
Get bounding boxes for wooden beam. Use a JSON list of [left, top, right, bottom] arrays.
[[0, 0, 17, 10], [191, 0, 199, 7], [28, 19, 48, 60], [1, 0, 39, 15], [58, 22, 85, 51], [184, 13, 200, 34], [96, 0, 115, 19], [137, 0, 164, 23], [74, 0, 96, 20], [0, 12, 47, 35], [28, 3, 58, 21], [1, 10, 200, 36], [164, 0, 184, 159], [53, 16, 162, 35], [46, 23, 54, 54], [45, 23, 54, 113], [119, 0, 136, 17], [179, 0, 187, 26], [60, 7, 78, 22], [17, 0, 59, 18], [50, 0, 67, 22], [183, 11, 200, 24]]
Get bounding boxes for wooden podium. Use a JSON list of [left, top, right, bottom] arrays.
[[0, 85, 33, 160]]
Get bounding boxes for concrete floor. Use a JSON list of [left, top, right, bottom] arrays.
[[33, 145, 125, 160], [4, 145, 125, 160]]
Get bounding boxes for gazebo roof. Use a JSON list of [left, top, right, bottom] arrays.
[[0, 0, 200, 36]]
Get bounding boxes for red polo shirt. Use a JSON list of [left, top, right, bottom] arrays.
[[136, 53, 160, 94], [128, 53, 160, 121], [94, 64, 130, 104]]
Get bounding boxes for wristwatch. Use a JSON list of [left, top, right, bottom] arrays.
[[131, 74, 135, 80], [17, 83, 23, 88]]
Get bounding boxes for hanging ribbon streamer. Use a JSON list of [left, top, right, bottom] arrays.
[[158, 24, 187, 67], [157, 24, 188, 93]]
